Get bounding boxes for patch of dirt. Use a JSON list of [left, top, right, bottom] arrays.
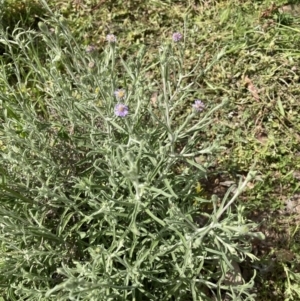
[[279, 4, 300, 17]]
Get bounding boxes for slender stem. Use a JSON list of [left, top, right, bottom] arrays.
[[217, 170, 255, 220]]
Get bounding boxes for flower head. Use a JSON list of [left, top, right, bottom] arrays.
[[114, 103, 129, 117], [106, 34, 117, 43], [86, 45, 96, 53], [114, 89, 126, 100], [192, 100, 205, 112], [172, 32, 183, 42], [88, 61, 95, 68]]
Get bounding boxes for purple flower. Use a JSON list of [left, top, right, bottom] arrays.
[[114, 103, 129, 117], [106, 34, 117, 43], [192, 100, 205, 112], [172, 32, 183, 42], [114, 89, 126, 100], [86, 45, 96, 53]]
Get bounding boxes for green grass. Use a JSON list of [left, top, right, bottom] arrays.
[[1, 0, 300, 300]]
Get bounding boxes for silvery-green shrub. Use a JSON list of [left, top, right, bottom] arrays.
[[0, 4, 263, 300]]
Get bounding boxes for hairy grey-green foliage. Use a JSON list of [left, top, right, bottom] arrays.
[[0, 6, 263, 301]]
